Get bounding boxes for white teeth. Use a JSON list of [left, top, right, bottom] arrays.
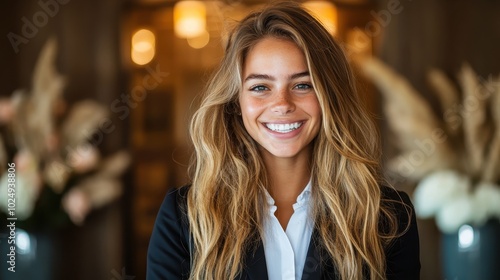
[[265, 122, 302, 133]]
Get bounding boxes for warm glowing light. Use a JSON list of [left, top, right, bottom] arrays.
[[131, 29, 156, 65], [346, 28, 372, 55], [187, 30, 210, 49], [303, 1, 337, 35], [174, 1, 206, 38]]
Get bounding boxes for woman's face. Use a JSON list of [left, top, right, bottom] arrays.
[[239, 37, 321, 161]]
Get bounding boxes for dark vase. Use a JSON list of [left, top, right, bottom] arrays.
[[442, 219, 500, 280], [0, 228, 55, 280]]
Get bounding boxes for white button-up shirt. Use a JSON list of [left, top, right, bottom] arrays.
[[262, 180, 314, 280]]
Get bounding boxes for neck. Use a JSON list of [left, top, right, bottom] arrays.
[[262, 149, 312, 205], [261, 147, 312, 230]]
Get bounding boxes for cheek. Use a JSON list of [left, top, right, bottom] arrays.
[[239, 97, 263, 121], [306, 98, 322, 136], [306, 96, 322, 120], [239, 98, 254, 134]]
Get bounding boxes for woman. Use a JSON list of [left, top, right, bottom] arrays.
[[147, 2, 420, 279]]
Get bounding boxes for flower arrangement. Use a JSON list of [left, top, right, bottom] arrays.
[[0, 39, 130, 230], [359, 57, 500, 233]]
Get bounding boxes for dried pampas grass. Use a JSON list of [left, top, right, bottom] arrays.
[[11, 38, 65, 158], [358, 57, 499, 185], [61, 100, 108, 148], [458, 64, 493, 177], [0, 38, 131, 226], [359, 58, 456, 179], [427, 69, 460, 135], [359, 58, 500, 231], [43, 158, 71, 193], [483, 75, 500, 182], [63, 150, 129, 211], [99, 151, 131, 178], [0, 136, 6, 171], [74, 177, 122, 209]]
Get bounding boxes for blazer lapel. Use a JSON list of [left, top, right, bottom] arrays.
[[301, 229, 323, 280], [242, 230, 336, 280], [243, 239, 269, 280]]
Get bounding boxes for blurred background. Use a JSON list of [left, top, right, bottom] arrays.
[[0, 0, 499, 279]]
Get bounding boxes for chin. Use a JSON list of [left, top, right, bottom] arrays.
[[261, 145, 306, 159]]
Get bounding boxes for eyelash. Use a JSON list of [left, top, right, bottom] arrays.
[[294, 83, 312, 90], [248, 83, 313, 92], [249, 85, 268, 92]]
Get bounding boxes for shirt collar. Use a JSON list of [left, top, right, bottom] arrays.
[[296, 179, 312, 206], [264, 178, 312, 207]]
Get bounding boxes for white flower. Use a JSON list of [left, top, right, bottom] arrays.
[[0, 168, 42, 220], [413, 170, 470, 218], [0, 150, 43, 219], [436, 195, 475, 233], [473, 182, 500, 225]]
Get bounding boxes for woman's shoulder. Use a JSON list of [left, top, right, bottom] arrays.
[[379, 185, 416, 232], [379, 186, 421, 279], [168, 184, 191, 198], [380, 185, 414, 214], [159, 184, 191, 217], [380, 185, 412, 203], [147, 184, 192, 279], [151, 184, 192, 240], [153, 185, 190, 221]]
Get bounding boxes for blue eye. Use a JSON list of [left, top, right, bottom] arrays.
[[250, 85, 268, 91], [294, 83, 312, 90]]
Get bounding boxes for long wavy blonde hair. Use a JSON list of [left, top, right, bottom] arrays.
[[188, 2, 399, 279]]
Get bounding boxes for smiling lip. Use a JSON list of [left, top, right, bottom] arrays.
[[261, 121, 306, 139], [264, 121, 303, 133]]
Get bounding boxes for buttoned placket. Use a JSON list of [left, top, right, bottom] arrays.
[[262, 181, 313, 280]]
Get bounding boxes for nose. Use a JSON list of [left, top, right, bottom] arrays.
[[271, 88, 295, 115]]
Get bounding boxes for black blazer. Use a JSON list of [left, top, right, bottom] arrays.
[[147, 186, 420, 279]]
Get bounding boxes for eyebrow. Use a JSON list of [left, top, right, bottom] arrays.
[[243, 71, 310, 82]]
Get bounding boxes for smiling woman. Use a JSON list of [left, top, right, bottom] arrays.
[[147, 2, 420, 280], [239, 36, 322, 235], [239, 37, 321, 163]]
